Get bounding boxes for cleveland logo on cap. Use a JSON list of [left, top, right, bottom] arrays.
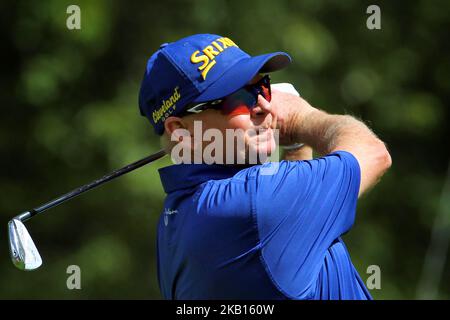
[[152, 86, 181, 124], [190, 37, 238, 80]]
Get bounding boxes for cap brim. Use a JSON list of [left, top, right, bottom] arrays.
[[193, 52, 291, 103]]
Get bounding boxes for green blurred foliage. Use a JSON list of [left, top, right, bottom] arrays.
[[1, 0, 449, 299]]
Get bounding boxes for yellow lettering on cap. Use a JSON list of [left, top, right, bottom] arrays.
[[202, 45, 220, 60], [211, 41, 224, 52], [189, 37, 239, 81], [152, 86, 181, 124], [217, 37, 229, 49], [201, 60, 216, 80], [190, 50, 209, 71], [224, 37, 238, 47]]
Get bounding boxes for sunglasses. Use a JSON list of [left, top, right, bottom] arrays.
[[182, 75, 271, 117]]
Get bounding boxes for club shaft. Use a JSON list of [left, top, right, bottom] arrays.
[[16, 149, 166, 222]]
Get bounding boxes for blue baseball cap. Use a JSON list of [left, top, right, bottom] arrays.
[[138, 34, 291, 135]]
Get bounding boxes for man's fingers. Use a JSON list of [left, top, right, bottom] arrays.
[[257, 95, 277, 129]]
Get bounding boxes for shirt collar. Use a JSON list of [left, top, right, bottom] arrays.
[[158, 163, 250, 193]]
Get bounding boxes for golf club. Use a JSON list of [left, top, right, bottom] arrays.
[[8, 149, 166, 271]]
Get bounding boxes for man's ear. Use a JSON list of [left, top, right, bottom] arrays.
[[164, 116, 189, 139]]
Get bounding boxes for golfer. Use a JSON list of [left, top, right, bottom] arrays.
[[138, 34, 392, 299]]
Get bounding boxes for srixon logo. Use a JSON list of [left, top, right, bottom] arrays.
[[190, 37, 238, 80]]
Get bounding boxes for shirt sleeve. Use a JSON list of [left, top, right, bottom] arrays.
[[253, 151, 361, 297]]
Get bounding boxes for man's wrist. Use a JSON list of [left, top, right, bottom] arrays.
[[283, 107, 320, 146]]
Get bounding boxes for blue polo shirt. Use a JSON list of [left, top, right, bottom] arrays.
[[156, 151, 372, 300]]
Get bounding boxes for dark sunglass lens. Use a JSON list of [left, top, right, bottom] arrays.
[[254, 81, 270, 103], [260, 85, 271, 102], [251, 76, 270, 102], [222, 89, 256, 114]]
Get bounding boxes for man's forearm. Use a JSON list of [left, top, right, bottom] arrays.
[[276, 93, 391, 197], [289, 109, 380, 156]]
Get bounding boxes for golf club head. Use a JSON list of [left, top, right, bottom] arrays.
[[8, 219, 42, 271]]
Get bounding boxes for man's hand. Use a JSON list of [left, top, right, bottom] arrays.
[[269, 89, 392, 197], [270, 89, 316, 145]]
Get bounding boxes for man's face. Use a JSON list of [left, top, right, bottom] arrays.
[[166, 75, 278, 164]]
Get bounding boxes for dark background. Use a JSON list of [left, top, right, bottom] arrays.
[[1, 0, 449, 299]]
